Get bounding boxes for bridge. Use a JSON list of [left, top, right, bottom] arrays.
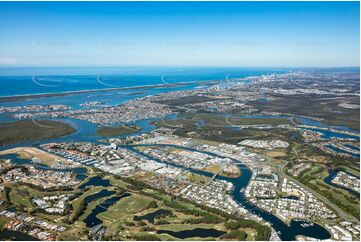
[[206, 165, 223, 186]]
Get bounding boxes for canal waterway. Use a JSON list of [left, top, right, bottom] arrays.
[[125, 143, 331, 241], [1, 71, 358, 240], [0, 153, 88, 180], [324, 170, 360, 198]]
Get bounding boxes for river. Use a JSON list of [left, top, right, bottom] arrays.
[[0, 74, 359, 240], [324, 170, 360, 198], [124, 143, 331, 240]]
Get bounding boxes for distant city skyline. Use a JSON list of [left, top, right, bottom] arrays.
[[0, 1, 359, 67]]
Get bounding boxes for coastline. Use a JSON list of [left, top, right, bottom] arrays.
[[0, 79, 221, 102]]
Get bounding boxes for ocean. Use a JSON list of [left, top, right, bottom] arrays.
[[0, 67, 286, 97]]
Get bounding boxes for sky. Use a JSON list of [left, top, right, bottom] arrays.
[[0, 1, 359, 67]]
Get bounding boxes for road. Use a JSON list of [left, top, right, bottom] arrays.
[[267, 156, 358, 223]]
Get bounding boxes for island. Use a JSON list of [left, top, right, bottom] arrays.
[[0, 119, 76, 146], [96, 125, 140, 137]]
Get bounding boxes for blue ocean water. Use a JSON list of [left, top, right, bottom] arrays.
[[0, 67, 286, 97]]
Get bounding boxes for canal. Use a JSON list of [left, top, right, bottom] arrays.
[[124, 143, 331, 241]]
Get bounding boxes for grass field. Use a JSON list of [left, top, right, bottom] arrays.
[[184, 172, 209, 185], [106, 175, 129, 188], [99, 194, 153, 222], [17, 184, 73, 198], [0, 217, 10, 230], [9, 188, 34, 212]]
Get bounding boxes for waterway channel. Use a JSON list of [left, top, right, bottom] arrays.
[[324, 170, 360, 198], [124, 143, 331, 240], [1, 103, 359, 239]]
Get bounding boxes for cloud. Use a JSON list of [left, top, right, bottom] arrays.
[[0, 58, 17, 65]]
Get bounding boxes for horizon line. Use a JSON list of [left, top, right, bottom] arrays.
[[0, 65, 359, 69]]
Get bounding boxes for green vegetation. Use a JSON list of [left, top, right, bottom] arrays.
[[96, 124, 140, 136], [9, 188, 34, 212], [250, 95, 360, 130], [19, 185, 75, 198], [325, 154, 360, 176], [221, 230, 248, 240], [99, 194, 153, 221], [96, 177, 270, 240], [69, 186, 106, 222], [183, 213, 223, 224], [1, 187, 11, 202], [0, 158, 272, 241], [0, 119, 75, 146], [0, 217, 10, 231], [70, 199, 86, 223], [294, 164, 359, 219], [57, 226, 89, 241], [224, 220, 271, 241], [185, 172, 209, 185], [154, 219, 170, 225], [158, 113, 291, 128], [154, 113, 295, 145], [333, 166, 360, 177], [127, 234, 161, 241], [285, 141, 359, 176], [155, 95, 222, 106], [146, 200, 158, 209]]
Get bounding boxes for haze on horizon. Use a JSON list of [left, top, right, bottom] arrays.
[[0, 1, 359, 68]]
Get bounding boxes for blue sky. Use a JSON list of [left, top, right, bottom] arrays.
[[0, 1, 359, 67]]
